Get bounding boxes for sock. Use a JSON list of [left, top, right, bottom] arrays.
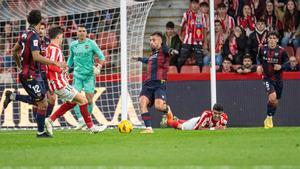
[[79, 104, 93, 128], [88, 103, 93, 115], [141, 112, 152, 128], [167, 119, 180, 129], [15, 94, 35, 105], [46, 103, 54, 118], [74, 105, 83, 119], [36, 109, 46, 132], [50, 102, 76, 122], [32, 107, 38, 122], [267, 102, 277, 116]]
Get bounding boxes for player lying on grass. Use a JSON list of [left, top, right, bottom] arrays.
[[44, 26, 107, 136], [162, 103, 228, 130]]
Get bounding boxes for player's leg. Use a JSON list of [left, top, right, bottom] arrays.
[[83, 75, 96, 115], [72, 77, 85, 129], [72, 91, 107, 133], [139, 84, 154, 133], [263, 80, 279, 129], [177, 44, 192, 73], [181, 117, 201, 130], [46, 92, 56, 117], [3, 90, 36, 109]]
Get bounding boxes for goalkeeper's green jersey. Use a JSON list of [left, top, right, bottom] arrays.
[[67, 38, 105, 78]]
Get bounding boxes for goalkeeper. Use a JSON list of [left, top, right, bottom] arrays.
[[67, 25, 105, 130]]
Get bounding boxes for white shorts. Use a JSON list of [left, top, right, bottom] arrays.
[[181, 117, 200, 130], [55, 84, 78, 102]]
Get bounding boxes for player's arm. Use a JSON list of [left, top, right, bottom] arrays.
[[132, 56, 149, 64], [12, 41, 22, 69], [275, 51, 289, 71], [92, 41, 105, 67], [30, 34, 66, 68]]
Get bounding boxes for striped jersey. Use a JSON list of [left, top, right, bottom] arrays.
[[193, 110, 228, 130], [180, 10, 206, 45], [46, 43, 69, 91]]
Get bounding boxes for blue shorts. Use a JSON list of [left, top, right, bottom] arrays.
[[19, 74, 47, 102], [139, 80, 167, 107], [263, 79, 283, 99]]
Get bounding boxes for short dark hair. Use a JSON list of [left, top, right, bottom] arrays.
[[200, 2, 209, 7], [166, 21, 175, 29], [217, 3, 227, 9], [213, 103, 224, 112], [268, 31, 280, 39], [27, 10, 42, 26], [151, 31, 163, 39], [243, 54, 252, 60], [48, 26, 64, 40], [40, 22, 47, 27], [223, 57, 232, 63], [256, 18, 266, 25]]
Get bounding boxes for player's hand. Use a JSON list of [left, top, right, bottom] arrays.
[[93, 63, 102, 75], [131, 56, 140, 61], [55, 62, 67, 69], [257, 65, 263, 75], [274, 64, 281, 71]]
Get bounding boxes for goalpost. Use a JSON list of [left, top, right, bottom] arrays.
[[0, 0, 154, 129]]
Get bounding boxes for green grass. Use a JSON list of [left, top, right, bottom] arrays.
[[0, 127, 300, 169]]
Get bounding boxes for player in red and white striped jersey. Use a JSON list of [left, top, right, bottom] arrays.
[[164, 103, 228, 130], [44, 26, 106, 136]]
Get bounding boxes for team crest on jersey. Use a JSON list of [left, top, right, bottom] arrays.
[[85, 45, 89, 49], [33, 40, 38, 46]]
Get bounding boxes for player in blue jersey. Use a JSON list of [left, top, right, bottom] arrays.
[[257, 31, 289, 129], [133, 31, 174, 134], [3, 10, 66, 137]]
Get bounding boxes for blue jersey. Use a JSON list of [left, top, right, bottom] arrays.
[[138, 45, 169, 82], [18, 26, 41, 78], [257, 45, 289, 81]]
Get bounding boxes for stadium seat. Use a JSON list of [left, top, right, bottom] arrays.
[[97, 31, 118, 50], [180, 65, 200, 73], [285, 46, 295, 57], [168, 66, 178, 74], [202, 65, 210, 73], [201, 65, 220, 73]]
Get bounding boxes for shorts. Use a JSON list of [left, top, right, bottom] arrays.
[[73, 75, 95, 93], [19, 74, 47, 102], [139, 80, 167, 107], [55, 84, 78, 102], [263, 79, 283, 99], [181, 117, 201, 130]]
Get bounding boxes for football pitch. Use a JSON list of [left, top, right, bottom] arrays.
[[0, 127, 300, 169]]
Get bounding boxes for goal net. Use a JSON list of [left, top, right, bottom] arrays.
[[0, 0, 154, 129]]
